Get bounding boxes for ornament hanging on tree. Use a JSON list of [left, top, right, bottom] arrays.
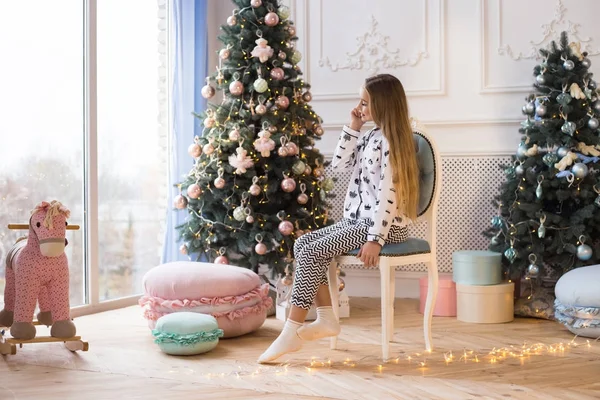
[[582, 58, 592, 69], [188, 143, 202, 158], [504, 239, 517, 263], [522, 101, 535, 115], [285, 140, 298, 156], [174, 194, 188, 210], [276, 95, 290, 110], [203, 140, 215, 155], [229, 72, 244, 96], [561, 121, 576, 136], [270, 65, 285, 80], [292, 160, 306, 175], [278, 50, 287, 60], [251, 0, 262, 7], [278, 137, 289, 157], [227, 10, 238, 26], [577, 236, 593, 260], [557, 92, 572, 105], [229, 126, 241, 141], [214, 167, 226, 189], [229, 140, 254, 174], [233, 205, 246, 221], [215, 247, 229, 265], [219, 45, 232, 60], [249, 176, 262, 196], [187, 183, 202, 199], [253, 123, 276, 157], [281, 173, 297, 192], [535, 103, 547, 117], [570, 82, 586, 99], [265, 11, 280, 27], [588, 117, 599, 130], [527, 254, 540, 277], [278, 5, 290, 19], [538, 214, 546, 239], [254, 76, 269, 93], [563, 58, 575, 71], [277, 211, 294, 236], [255, 96, 268, 115], [201, 78, 216, 99], [291, 50, 302, 64], [286, 25, 296, 37], [535, 176, 544, 199], [297, 182, 309, 204], [572, 162, 588, 179], [251, 37, 274, 63], [179, 243, 188, 255], [204, 110, 216, 128], [254, 234, 268, 255]]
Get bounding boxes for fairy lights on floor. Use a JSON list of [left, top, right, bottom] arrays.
[[164, 336, 598, 381]]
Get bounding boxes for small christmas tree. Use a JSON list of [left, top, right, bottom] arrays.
[[174, 0, 334, 275], [486, 32, 600, 283]]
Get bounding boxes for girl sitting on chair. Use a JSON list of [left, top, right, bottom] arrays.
[[258, 73, 420, 363]]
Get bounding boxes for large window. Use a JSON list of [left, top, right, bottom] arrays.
[[0, 0, 167, 311]]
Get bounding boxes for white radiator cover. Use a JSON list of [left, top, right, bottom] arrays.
[[325, 155, 512, 298]]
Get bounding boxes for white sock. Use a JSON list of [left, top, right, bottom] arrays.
[[297, 306, 340, 341], [257, 320, 304, 364]]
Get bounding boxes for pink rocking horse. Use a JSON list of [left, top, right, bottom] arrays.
[[0, 200, 76, 340]]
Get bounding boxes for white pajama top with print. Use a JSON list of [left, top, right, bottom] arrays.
[[332, 125, 406, 246]]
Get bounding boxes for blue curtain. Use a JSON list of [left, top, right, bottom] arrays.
[[162, 0, 208, 263]]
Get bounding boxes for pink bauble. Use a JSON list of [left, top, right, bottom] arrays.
[[229, 81, 244, 96], [203, 143, 215, 155], [249, 183, 261, 196], [281, 177, 297, 192], [313, 168, 324, 178], [246, 215, 254, 223], [227, 15, 237, 26], [186, 183, 202, 199], [174, 194, 188, 209], [297, 193, 309, 204], [201, 84, 215, 99], [255, 104, 267, 115], [229, 129, 240, 141], [204, 117, 215, 128], [285, 142, 298, 156], [188, 143, 201, 158], [251, 0, 262, 7], [276, 95, 290, 110], [179, 244, 188, 255], [255, 242, 267, 255], [287, 25, 296, 36], [265, 12, 280, 26], [278, 50, 287, 60], [214, 177, 226, 189], [278, 220, 294, 236], [215, 255, 229, 264], [278, 146, 289, 157], [268, 125, 278, 133], [304, 166, 312, 175], [270, 67, 285, 80], [219, 48, 230, 59], [315, 126, 324, 136]]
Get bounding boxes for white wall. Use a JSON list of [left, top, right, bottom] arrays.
[[207, 0, 600, 297]]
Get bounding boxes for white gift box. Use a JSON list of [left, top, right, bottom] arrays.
[[276, 290, 350, 321]]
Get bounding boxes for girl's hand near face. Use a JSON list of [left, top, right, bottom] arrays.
[[350, 104, 365, 132]]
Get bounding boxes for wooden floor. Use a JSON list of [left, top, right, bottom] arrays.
[[1, 298, 599, 400]]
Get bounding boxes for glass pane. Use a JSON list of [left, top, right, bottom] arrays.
[[97, 0, 166, 301], [0, 1, 85, 308]]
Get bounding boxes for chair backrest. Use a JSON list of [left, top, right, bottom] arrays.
[[412, 120, 442, 220]]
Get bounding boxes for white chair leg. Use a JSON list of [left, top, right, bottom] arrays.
[[328, 259, 340, 350], [386, 259, 395, 340], [423, 258, 439, 352], [379, 260, 392, 361]]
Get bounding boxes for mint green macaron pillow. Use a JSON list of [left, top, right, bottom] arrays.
[[152, 312, 224, 356]]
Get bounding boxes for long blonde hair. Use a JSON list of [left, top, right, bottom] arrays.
[[364, 74, 419, 222]]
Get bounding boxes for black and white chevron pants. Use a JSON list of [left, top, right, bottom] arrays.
[[290, 218, 408, 310]]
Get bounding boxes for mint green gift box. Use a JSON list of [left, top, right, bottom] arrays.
[[452, 250, 502, 286], [152, 312, 224, 356]]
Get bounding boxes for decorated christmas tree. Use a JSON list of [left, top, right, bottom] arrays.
[[486, 32, 600, 284], [174, 0, 334, 275]]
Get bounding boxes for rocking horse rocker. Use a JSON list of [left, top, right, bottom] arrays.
[[0, 200, 88, 355]]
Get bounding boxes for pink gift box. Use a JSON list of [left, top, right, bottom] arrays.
[[419, 276, 457, 317]]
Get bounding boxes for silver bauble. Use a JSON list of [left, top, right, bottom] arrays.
[[527, 263, 540, 277], [589, 117, 599, 130], [563, 60, 575, 70], [523, 102, 535, 115], [517, 143, 528, 158], [594, 102, 600, 113], [590, 80, 597, 90], [572, 162, 589, 179], [535, 104, 547, 117], [536, 74, 546, 85], [577, 244, 593, 261], [582, 58, 592, 69], [557, 146, 569, 158], [515, 165, 525, 175]]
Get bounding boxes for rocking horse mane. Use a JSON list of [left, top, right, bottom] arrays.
[[31, 200, 71, 230]]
